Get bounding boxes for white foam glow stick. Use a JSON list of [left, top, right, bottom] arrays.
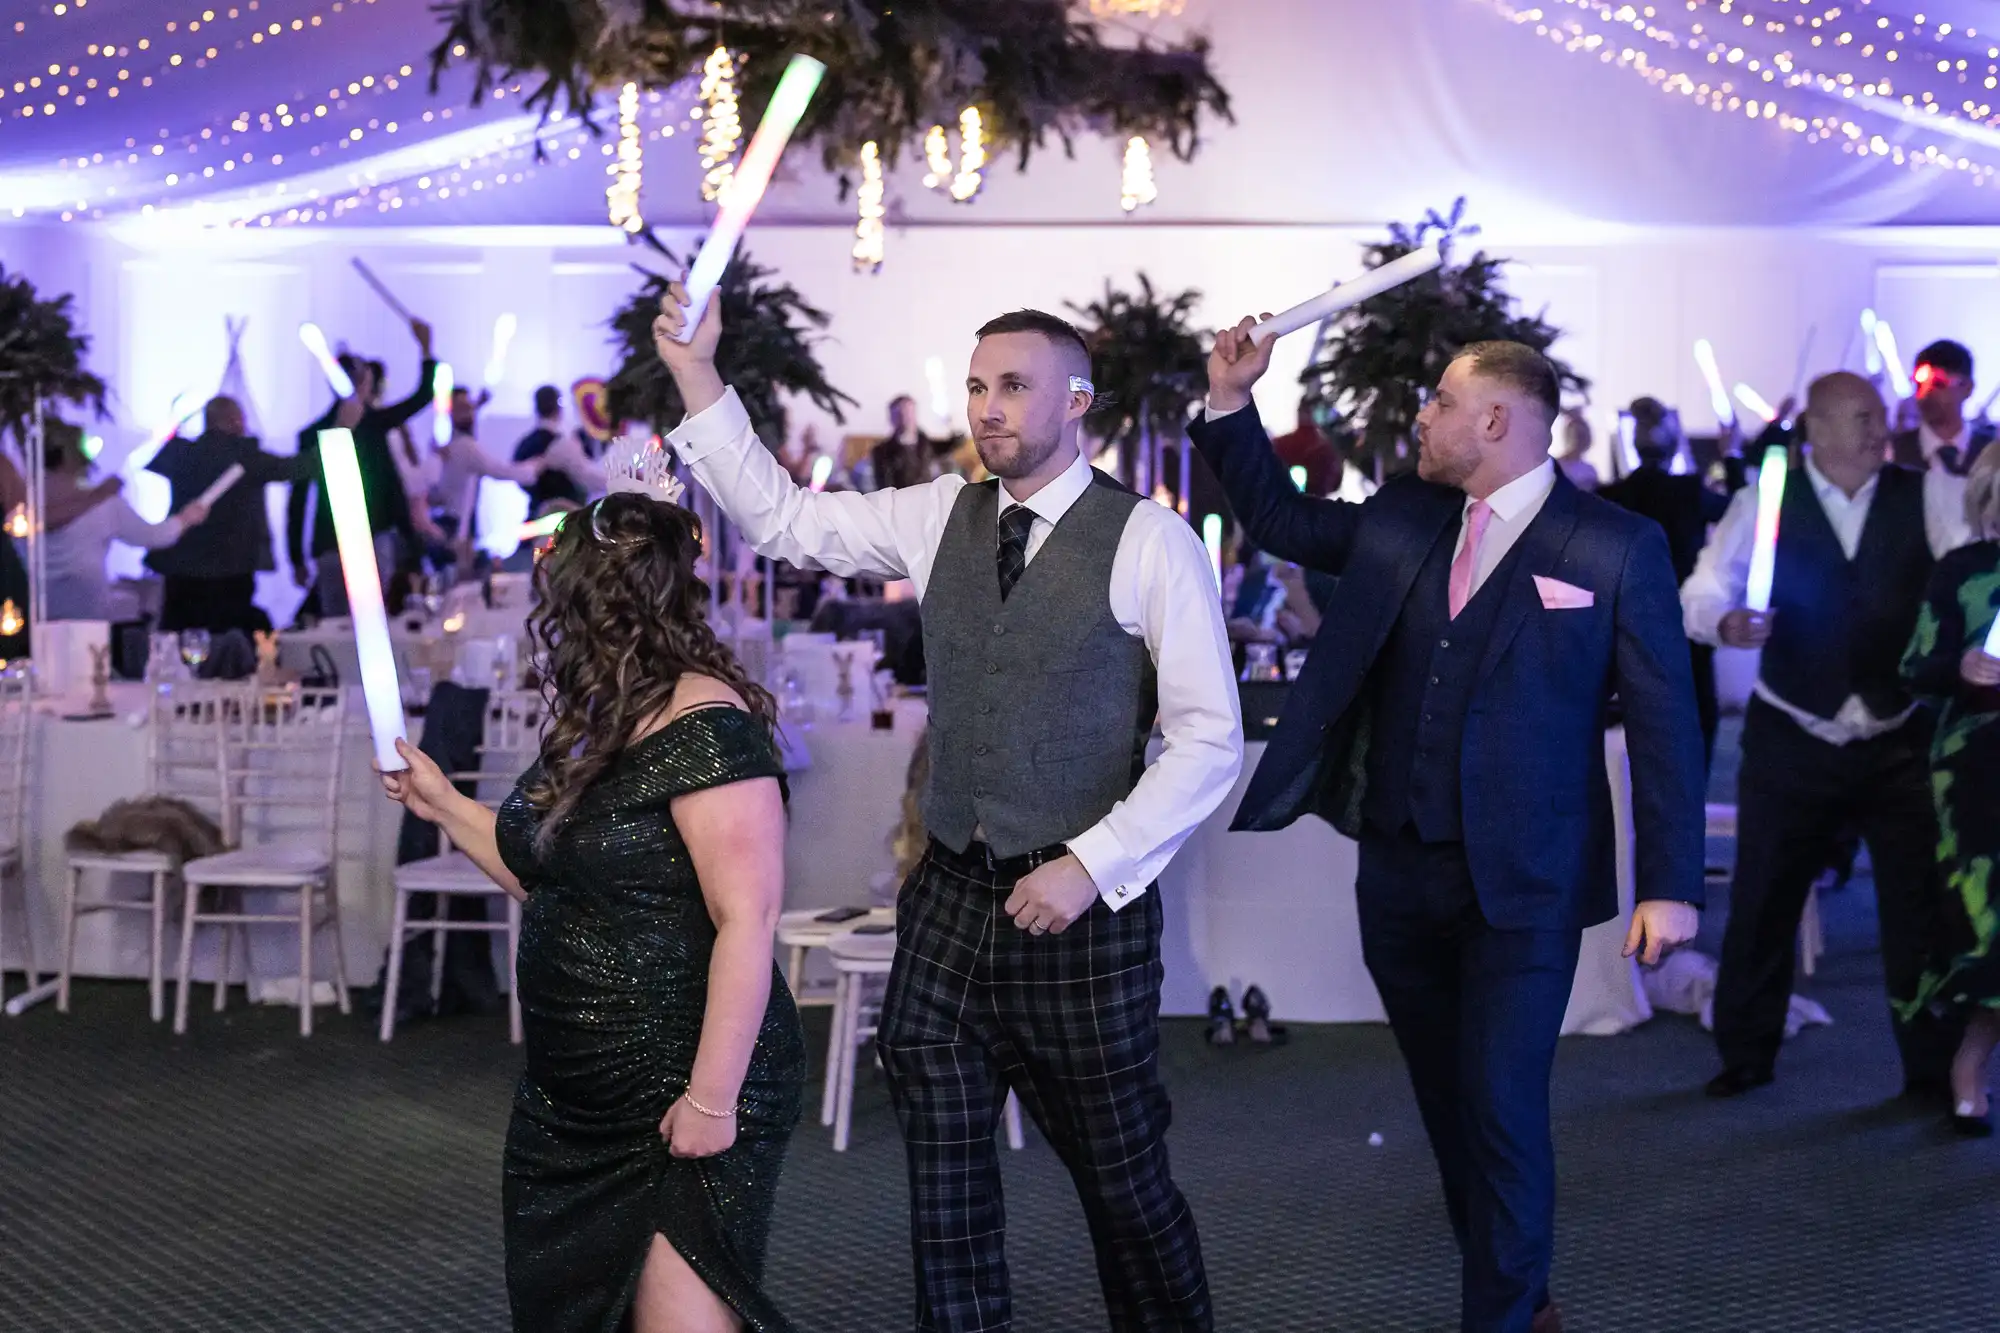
[[1248, 245, 1443, 347], [484, 312, 518, 388], [1733, 384, 1778, 424], [808, 455, 833, 492], [1745, 444, 1788, 614], [673, 55, 827, 342], [318, 427, 409, 772], [1289, 465, 1308, 491], [925, 355, 951, 423], [1617, 411, 1639, 474], [300, 323, 355, 398], [1984, 608, 2000, 657], [193, 463, 245, 510], [351, 257, 414, 321], [1694, 339, 1734, 424], [1874, 318, 1912, 398], [1202, 513, 1223, 590], [518, 511, 565, 541], [431, 361, 455, 447], [1861, 309, 1884, 376]]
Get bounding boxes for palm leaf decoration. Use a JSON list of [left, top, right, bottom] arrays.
[[605, 230, 854, 444], [1300, 198, 1586, 474], [0, 263, 107, 448]]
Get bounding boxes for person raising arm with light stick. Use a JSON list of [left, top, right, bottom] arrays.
[[380, 456, 807, 1332], [655, 280, 1242, 1332]]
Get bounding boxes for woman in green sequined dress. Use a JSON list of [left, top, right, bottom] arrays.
[[381, 490, 806, 1331], [1901, 447, 2000, 1134]]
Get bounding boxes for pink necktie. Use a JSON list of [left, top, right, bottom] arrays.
[[1448, 500, 1492, 620]]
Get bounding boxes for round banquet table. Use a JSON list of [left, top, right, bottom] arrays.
[[7, 687, 1649, 1036]]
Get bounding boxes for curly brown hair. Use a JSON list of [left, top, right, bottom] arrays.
[[522, 491, 776, 853]]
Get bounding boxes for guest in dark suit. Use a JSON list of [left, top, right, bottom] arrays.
[[864, 394, 962, 492], [146, 396, 314, 633], [1600, 397, 1733, 771], [1891, 340, 1995, 476], [1685, 372, 1963, 1102], [285, 318, 437, 616], [1190, 330, 1704, 1333]]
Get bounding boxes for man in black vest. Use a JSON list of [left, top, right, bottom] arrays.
[[1190, 328, 1704, 1333], [1599, 398, 1733, 771], [1890, 339, 1995, 477], [1686, 371, 1962, 1100], [654, 288, 1242, 1332]]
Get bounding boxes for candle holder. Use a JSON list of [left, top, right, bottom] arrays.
[[832, 648, 857, 722], [85, 643, 112, 716]]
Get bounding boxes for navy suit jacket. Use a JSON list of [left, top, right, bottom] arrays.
[[1189, 406, 1706, 931]]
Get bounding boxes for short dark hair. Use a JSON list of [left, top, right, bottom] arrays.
[[450, 386, 474, 403], [533, 385, 561, 418], [1458, 341, 1561, 426], [974, 309, 1092, 374], [1915, 339, 1974, 379]]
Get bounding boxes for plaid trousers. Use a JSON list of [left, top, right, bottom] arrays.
[[876, 839, 1212, 1333]]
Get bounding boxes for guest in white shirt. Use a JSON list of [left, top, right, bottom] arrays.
[[1889, 340, 1995, 479], [1685, 371, 1961, 1103], [652, 286, 1240, 1332], [39, 421, 209, 621], [418, 388, 542, 557]]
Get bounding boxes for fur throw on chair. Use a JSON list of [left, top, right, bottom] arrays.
[[66, 797, 227, 864]]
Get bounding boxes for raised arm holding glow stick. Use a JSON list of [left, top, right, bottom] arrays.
[[1874, 318, 1912, 399], [431, 362, 456, 447], [1733, 384, 1778, 424], [1744, 444, 1788, 614], [318, 426, 408, 772], [1861, 309, 1884, 376], [1246, 246, 1443, 347], [1694, 339, 1734, 426], [671, 55, 827, 343], [300, 323, 356, 398], [351, 257, 415, 322], [484, 313, 518, 388]]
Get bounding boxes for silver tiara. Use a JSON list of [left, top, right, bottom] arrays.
[[601, 430, 687, 505]]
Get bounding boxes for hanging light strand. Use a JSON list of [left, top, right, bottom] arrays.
[[0, 0, 381, 124], [853, 140, 886, 271], [697, 44, 741, 202], [1119, 135, 1157, 211], [607, 80, 644, 231], [1469, 0, 2000, 183], [950, 105, 985, 201]]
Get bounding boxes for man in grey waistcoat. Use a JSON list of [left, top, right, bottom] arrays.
[[654, 286, 1243, 1333]]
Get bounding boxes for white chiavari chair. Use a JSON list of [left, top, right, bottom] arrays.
[[174, 686, 350, 1037], [823, 925, 1025, 1154], [379, 689, 542, 1044], [0, 667, 36, 1008], [60, 680, 242, 1022]]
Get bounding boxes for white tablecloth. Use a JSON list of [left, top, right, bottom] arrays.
[[8, 685, 1649, 1035]]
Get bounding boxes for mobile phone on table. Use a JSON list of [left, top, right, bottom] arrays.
[[815, 906, 869, 923]]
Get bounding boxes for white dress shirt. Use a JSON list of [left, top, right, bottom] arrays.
[[1917, 419, 1965, 466], [672, 388, 1244, 910], [1681, 457, 1963, 745], [1453, 461, 1559, 601], [46, 477, 184, 621]]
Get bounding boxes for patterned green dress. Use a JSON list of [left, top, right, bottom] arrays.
[[1901, 539, 2000, 1015]]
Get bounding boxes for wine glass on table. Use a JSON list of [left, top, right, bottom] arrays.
[[179, 629, 211, 677]]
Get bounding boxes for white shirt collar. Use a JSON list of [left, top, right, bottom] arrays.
[[1918, 418, 1963, 460], [1470, 459, 1557, 522], [1804, 455, 1878, 508], [998, 449, 1093, 527]]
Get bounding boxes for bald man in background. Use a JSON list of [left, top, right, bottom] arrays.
[[1685, 371, 1965, 1103]]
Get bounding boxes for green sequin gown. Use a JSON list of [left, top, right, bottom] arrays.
[[1901, 540, 2000, 1017], [496, 706, 806, 1333]]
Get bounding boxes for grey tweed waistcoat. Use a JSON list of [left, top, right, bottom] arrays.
[[919, 473, 1157, 858]]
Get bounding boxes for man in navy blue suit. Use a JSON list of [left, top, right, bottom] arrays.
[[1189, 325, 1706, 1333]]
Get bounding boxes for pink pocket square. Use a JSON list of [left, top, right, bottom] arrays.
[[1534, 575, 1595, 610]]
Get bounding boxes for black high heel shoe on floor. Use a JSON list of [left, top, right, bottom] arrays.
[[1240, 985, 1287, 1047], [1205, 986, 1236, 1046]]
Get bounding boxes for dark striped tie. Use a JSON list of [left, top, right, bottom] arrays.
[[996, 505, 1037, 601]]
